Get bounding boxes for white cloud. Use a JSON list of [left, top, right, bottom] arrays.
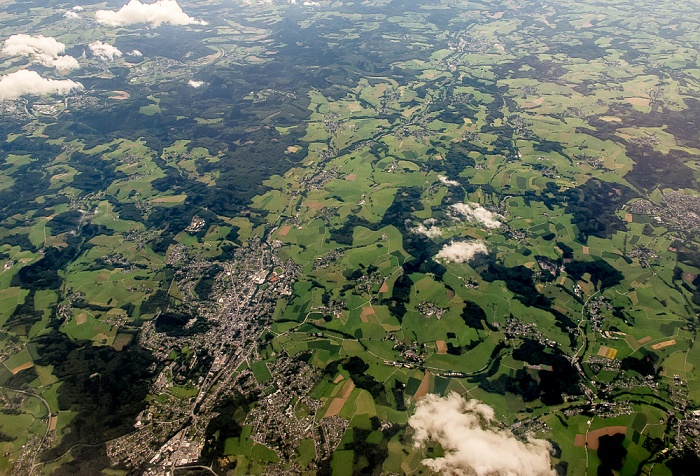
[[410, 393, 556, 476], [4, 34, 66, 60], [96, 0, 207, 27], [438, 175, 460, 187], [188, 79, 205, 88], [0, 70, 83, 101], [40, 54, 80, 71], [65, 5, 83, 19], [49, 55, 81, 70], [2, 34, 79, 71], [451, 202, 502, 229], [435, 241, 487, 263], [412, 223, 442, 239], [128, 49, 143, 57], [89, 41, 123, 60]]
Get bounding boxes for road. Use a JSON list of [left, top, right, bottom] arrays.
[[573, 290, 600, 362], [0, 384, 52, 476]]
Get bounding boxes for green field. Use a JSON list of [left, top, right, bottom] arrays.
[[0, 0, 699, 474]]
